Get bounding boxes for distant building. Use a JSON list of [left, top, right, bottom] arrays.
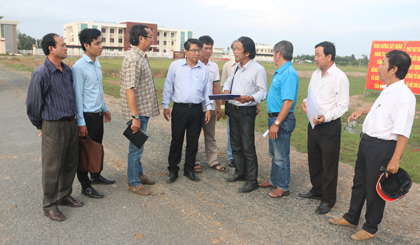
[[63, 20, 126, 51], [62, 20, 223, 59], [255, 43, 273, 58], [0, 15, 20, 54]]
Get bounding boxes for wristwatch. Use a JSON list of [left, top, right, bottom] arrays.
[[132, 114, 140, 119], [274, 120, 281, 127]]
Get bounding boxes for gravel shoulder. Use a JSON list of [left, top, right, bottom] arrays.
[[0, 64, 419, 244]]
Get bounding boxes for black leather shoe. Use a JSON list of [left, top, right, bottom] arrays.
[[238, 182, 259, 193], [184, 171, 200, 182], [166, 172, 178, 183], [91, 175, 115, 185], [316, 202, 331, 214], [225, 174, 245, 182], [299, 191, 322, 200], [82, 187, 104, 198], [228, 159, 235, 168]]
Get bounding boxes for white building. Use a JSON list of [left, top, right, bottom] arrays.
[[0, 15, 20, 54]]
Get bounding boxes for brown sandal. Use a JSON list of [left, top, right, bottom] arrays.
[[269, 188, 291, 198], [259, 181, 274, 188], [210, 163, 226, 172], [194, 164, 203, 173]]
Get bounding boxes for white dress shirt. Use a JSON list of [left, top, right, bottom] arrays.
[[305, 63, 349, 122], [200, 60, 220, 112], [363, 80, 416, 140], [222, 59, 267, 107], [221, 59, 236, 86]]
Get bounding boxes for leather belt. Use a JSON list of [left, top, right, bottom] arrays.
[[268, 112, 279, 117], [58, 116, 75, 122], [360, 133, 393, 144], [174, 103, 200, 108], [84, 111, 103, 117], [231, 105, 256, 110]]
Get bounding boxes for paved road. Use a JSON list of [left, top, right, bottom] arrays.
[[0, 65, 419, 244]]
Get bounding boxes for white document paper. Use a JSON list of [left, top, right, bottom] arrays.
[[306, 89, 321, 129], [263, 129, 269, 138]]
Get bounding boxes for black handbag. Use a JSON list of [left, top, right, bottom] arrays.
[[224, 66, 239, 116]]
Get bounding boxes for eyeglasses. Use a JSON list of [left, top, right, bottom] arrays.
[[144, 36, 153, 39], [189, 49, 202, 53]]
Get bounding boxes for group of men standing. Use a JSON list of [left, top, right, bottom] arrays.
[[26, 24, 416, 241]]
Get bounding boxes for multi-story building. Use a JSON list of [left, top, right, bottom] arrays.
[[0, 15, 20, 54], [63, 20, 126, 53], [255, 43, 273, 58]]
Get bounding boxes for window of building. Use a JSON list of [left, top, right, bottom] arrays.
[[157, 32, 160, 36], [118, 38, 122, 43], [157, 41, 159, 45], [1, 24, 5, 38], [164, 41, 167, 45], [101, 28, 106, 33], [171, 33, 174, 37], [118, 29, 123, 34], [164, 32, 167, 37], [156, 48, 159, 52], [164, 49, 166, 53], [110, 29, 114, 34], [102, 38, 106, 43], [110, 38, 114, 43], [171, 41, 174, 46]]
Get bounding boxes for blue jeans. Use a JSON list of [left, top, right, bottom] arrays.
[[268, 112, 296, 191], [227, 117, 233, 160], [127, 117, 149, 187]]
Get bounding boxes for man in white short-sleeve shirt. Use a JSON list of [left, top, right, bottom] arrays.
[[329, 50, 416, 241], [194, 35, 226, 172]]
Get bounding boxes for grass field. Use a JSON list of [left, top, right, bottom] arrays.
[[1, 55, 419, 182]]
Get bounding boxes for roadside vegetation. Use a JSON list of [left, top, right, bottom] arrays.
[[1, 55, 419, 182]]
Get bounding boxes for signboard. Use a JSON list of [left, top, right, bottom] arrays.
[[404, 41, 420, 95], [173, 51, 185, 60], [366, 41, 420, 95]]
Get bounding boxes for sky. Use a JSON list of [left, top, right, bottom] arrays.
[[2, 0, 420, 58]]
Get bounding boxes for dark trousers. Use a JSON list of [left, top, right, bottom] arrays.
[[168, 103, 203, 173], [343, 137, 396, 234], [307, 118, 341, 207], [41, 119, 78, 212], [229, 106, 258, 183], [77, 113, 104, 189]]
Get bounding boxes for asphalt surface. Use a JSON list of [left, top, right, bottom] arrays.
[[0, 64, 419, 245]]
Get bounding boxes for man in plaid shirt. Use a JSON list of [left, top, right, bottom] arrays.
[[120, 24, 160, 196]]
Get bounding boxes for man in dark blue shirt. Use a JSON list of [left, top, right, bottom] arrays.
[[26, 33, 83, 222]]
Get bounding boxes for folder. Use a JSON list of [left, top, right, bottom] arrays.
[[123, 125, 150, 149]]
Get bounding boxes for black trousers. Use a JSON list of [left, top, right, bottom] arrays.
[[229, 106, 258, 183], [77, 113, 104, 189], [343, 136, 396, 234], [307, 118, 341, 207], [167, 103, 203, 173], [42, 119, 78, 212]]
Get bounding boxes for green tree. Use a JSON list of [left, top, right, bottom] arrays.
[[17, 30, 37, 50]]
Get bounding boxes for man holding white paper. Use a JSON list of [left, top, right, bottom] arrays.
[[299, 41, 349, 214]]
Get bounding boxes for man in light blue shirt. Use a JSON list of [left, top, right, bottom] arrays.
[[163, 38, 213, 183], [222, 36, 267, 193], [72, 28, 114, 199], [259, 41, 299, 198]]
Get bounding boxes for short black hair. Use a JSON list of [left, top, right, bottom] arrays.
[[315, 41, 336, 61], [237, 36, 256, 59], [386, 50, 412, 80], [79, 28, 101, 52], [129, 25, 150, 46], [184, 38, 203, 51], [273, 40, 293, 61], [41, 33, 58, 56], [198, 35, 214, 46]]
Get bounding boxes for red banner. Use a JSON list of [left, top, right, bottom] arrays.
[[404, 41, 420, 95], [365, 40, 420, 95]]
